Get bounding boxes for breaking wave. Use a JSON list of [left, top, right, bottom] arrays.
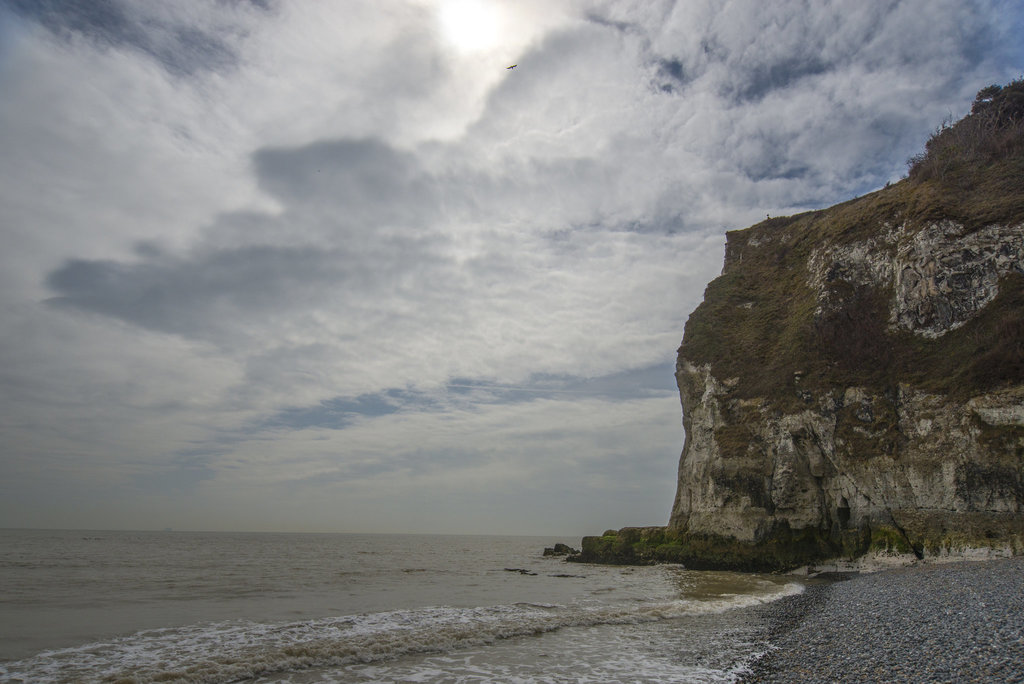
[[0, 583, 801, 683]]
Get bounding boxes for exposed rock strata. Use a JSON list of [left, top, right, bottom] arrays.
[[658, 215, 1024, 570], [808, 221, 1024, 337], [577, 213, 1023, 571]]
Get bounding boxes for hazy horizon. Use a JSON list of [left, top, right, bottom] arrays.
[[1, 0, 1022, 537], [1, 526, 571, 538]]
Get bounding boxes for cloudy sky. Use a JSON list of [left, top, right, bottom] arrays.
[[0, 0, 1020, 536]]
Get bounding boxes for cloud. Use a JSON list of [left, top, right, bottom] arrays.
[[263, 391, 414, 431], [253, 138, 437, 211], [260, 360, 677, 433], [5, 0, 270, 76], [41, 117, 719, 396], [192, 392, 687, 534], [2, 0, 1022, 534], [44, 242, 403, 341]]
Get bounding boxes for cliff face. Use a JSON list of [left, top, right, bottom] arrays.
[[572, 81, 1024, 571], [658, 83, 1024, 570], [670, 217, 1024, 567]]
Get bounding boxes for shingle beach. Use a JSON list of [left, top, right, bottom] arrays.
[[741, 557, 1024, 683]]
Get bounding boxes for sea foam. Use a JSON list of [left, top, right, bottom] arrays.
[[0, 583, 802, 684]]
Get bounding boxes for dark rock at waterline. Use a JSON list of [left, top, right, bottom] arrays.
[[542, 543, 579, 557]]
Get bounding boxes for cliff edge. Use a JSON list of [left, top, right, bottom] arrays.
[[578, 81, 1024, 571]]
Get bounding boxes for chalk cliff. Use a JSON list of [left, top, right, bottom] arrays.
[[666, 218, 1024, 570], [577, 81, 1024, 570]]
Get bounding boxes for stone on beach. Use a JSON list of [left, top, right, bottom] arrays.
[[741, 557, 1024, 683]]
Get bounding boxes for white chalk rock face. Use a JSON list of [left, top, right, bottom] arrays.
[[670, 209, 1024, 567]]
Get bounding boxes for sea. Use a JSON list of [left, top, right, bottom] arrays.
[[0, 529, 803, 683]]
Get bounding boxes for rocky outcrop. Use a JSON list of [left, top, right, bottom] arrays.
[[575, 82, 1024, 571], [579, 212, 1023, 571], [542, 543, 579, 557], [808, 221, 1024, 337], [663, 208, 1024, 570]]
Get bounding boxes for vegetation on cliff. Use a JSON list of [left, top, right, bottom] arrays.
[[908, 80, 1024, 185], [679, 80, 1024, 412]]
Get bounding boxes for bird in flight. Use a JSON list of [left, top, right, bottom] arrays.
[[507, 64, 517, 69]]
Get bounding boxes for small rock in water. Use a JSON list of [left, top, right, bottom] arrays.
[[542, 543, 579, 556]]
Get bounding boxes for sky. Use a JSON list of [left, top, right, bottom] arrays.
[[1, 0, 1021, 537]]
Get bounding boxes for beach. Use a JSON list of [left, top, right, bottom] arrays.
[[741, 557, 1024, 683]]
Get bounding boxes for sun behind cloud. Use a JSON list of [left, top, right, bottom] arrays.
[[438, 0, 501, 53]]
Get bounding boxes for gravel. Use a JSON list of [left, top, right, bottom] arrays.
[[740, 557, 1024, 683]]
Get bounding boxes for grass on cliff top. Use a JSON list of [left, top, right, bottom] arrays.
[[679, 80, 1024, 408], [900, 78, 1024, 231]]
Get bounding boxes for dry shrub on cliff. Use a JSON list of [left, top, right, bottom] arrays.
[[908, 79, 1024, 183]]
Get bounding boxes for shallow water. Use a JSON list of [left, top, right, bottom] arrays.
[[0, 529, 801, 682]]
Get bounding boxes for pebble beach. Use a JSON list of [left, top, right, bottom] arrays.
[[741, 556, 1024, 683]]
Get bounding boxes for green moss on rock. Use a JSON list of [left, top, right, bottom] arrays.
[[573, 524, 872, 572], [869, 526, 915, 555]]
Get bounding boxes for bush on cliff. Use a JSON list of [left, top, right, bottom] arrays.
[[908, 79, 1024, 183]]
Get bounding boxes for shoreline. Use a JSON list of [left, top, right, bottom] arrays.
[[740, 556, 1024, 682]]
